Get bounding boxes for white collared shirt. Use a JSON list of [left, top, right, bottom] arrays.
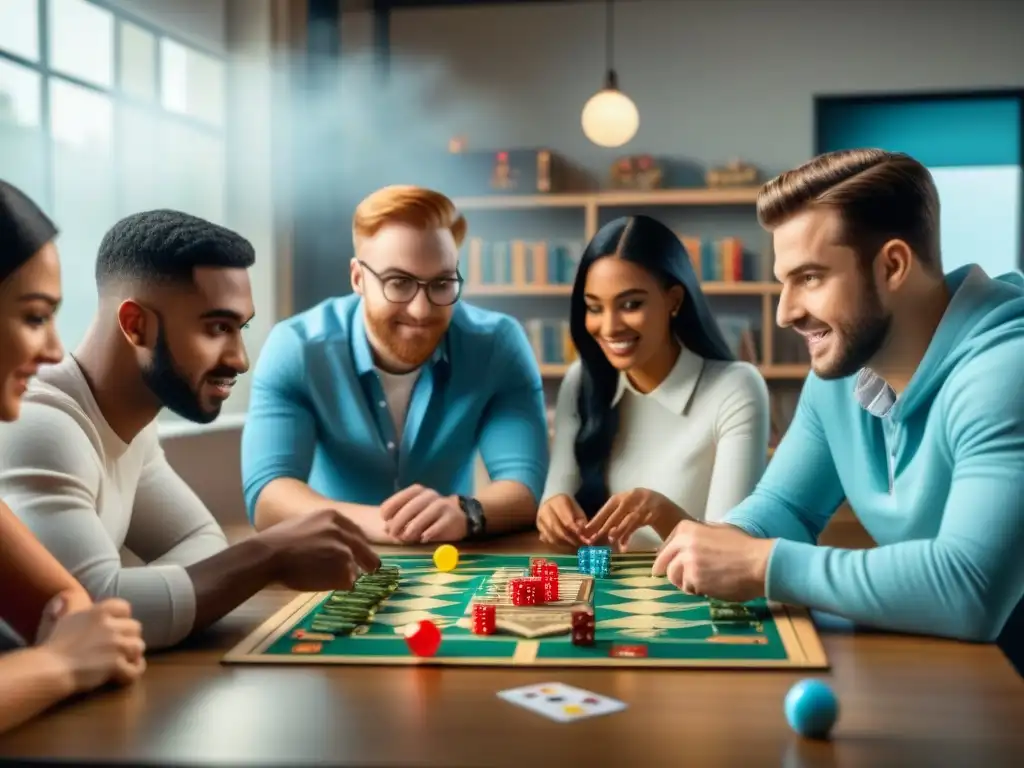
[[541, 345, 771, 533]]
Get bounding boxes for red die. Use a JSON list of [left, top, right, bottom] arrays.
[[571, 609, 595, 629], [571, 626, 595, 646], [541, 576, 559, 602], [471, 603, 496, 635], [529, 558, 548, 577], [541, 563, 559, 579], [509, 577, 541, 606]]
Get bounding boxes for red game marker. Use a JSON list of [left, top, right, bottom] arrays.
[[403, 619, 442, 657]]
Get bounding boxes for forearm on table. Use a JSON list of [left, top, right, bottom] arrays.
[[253, 478, 386, 540], [184, 536, 280, 634], [0, 647, 75, 735], [476, 480, 538, 535]]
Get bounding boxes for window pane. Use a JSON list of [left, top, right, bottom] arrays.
[[0, 59, 46, 205], [116, 104, 164, 216], [118, 22, 156, 101], [50, 79, 115, 352], [117, 108, 226, 225], [0, 0, 39, 62], [159, 39, 224, 126], [157, 121, 226, 224], [0, 58, 41, 127], [48, 0, 114, 88]]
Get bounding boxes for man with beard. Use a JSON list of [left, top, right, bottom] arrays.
[[0, 210, 380, 650], [642, 149, 1024, 671], [242, 185, 549, 544]]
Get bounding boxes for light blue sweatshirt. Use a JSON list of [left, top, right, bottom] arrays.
[[724, 265, 1024, 647]]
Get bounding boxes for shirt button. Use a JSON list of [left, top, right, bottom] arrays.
[[379, 400, 386, 408], [387, 441, 396, 451]]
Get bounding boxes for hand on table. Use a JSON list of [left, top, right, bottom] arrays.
[[652, 521, 775, 602], [581, 488, 689, 552], [37, 597, 146, 693], [379, 485, 468, 544], [258, 507, 382, 591], [536, 494, 587, 548]]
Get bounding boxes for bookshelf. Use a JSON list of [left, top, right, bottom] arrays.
[[455, 187, 810, 386]]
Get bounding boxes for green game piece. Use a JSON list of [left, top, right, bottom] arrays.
[[710, 605, 753, 621]]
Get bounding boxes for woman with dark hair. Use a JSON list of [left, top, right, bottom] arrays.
[[0, 180, 145, 734], [537, 214, 770, 551]]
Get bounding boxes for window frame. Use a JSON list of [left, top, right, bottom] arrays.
[[0, 0, 226, 217]]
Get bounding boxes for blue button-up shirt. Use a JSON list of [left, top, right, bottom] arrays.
[[240, 294, 550, 521]]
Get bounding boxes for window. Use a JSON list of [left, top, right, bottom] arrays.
[[118, 22, 157, 102], [816, 93, 1023, 275], [160, 38, 225, 127], [0, 58, 46, 205], [0, 0, 229, 373], [0, 0, 40, 63], [48, 0, 114, 88]]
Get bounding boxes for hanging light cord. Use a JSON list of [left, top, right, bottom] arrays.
[[606, 0, 614, 72], [605, 0, 618, 89]]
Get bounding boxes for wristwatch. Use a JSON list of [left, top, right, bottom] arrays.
[[457, 495, 486, 540]]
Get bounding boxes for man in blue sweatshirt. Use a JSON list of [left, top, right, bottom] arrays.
[[648, 148, 1024, 672]]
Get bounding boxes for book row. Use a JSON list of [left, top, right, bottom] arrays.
[[462, 235, 761, 286]]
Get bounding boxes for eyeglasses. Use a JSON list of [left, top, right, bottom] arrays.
[[357, 260, 463, 306]]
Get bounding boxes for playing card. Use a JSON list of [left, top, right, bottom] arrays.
[[497, 682, 627, 722]]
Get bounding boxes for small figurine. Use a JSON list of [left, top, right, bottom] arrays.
[[706, 159, 760, 187], [609, 154, 662, 189]]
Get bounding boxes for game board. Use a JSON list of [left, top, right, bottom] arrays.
[[222, 552, 828, 669]]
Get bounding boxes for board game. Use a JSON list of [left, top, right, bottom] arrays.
[[222, 552, 828, 669]]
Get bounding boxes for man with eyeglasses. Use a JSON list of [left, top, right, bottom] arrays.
[[241, 185, 550, 545]]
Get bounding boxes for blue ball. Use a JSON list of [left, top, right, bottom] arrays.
[[784, 679, 838, 739]]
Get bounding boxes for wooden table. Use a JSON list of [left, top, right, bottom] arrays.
[[1, 532, 1022, 767]]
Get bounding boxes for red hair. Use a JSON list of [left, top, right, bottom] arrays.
[[352, 185, 467, 249]]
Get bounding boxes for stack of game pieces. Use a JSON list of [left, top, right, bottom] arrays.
[[577, 546, 612, 577], [571, 608, 595, 646], [471, 603, 496, 635], [309, 564, 401, 636], [507, 577, 542, 605]]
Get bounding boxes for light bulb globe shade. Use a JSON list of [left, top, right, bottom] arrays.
[[581, 87, 639, 148]]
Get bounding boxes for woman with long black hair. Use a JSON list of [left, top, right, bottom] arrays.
[[0, 180, 145, 734], [537, 214, 770, 551]]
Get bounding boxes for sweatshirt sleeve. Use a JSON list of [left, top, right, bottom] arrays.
[[539, 361, 583, 505], [0, 402, 198, 650], [755, 352, 1024, 643]]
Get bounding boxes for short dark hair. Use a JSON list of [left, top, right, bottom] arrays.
[[757, 148, 942, 275], [95, 209, 255, 288]]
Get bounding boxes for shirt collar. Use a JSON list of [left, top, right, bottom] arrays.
[[350, 298, 450, 377], [610, 342, 705, 414], [853, 368, 897, 418]]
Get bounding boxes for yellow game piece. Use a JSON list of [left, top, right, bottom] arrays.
[[433, 544, 459, 572]]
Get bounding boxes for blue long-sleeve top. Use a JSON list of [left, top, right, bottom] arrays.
[[724, 265, 1024, 648], [240, 294, 550, 520]]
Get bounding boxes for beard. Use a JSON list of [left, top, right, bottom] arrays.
[[140, 323, 231, 424], [805, 277, 892, 380], [364, 307, 448, 369]]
